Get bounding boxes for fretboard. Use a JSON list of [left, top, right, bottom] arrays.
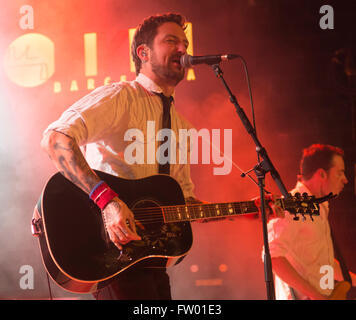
[[162, 200, 275, 223]]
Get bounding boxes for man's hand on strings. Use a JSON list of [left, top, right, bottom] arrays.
[[102, 197, 141, 250]]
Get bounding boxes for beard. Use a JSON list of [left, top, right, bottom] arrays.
[[150, 52, 185, 86]]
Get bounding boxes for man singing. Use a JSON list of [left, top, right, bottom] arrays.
[[39, 13, 197, 300]]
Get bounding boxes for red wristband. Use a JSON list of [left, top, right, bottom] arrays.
[[90, 182, 118, 210]]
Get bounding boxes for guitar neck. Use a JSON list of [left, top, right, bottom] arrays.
[[162, 200, 283, 223]]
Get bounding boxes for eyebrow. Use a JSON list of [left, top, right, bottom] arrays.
[[165, 34, 189, 47]]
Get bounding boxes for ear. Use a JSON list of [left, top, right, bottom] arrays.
[[318, 168, 327, 180], [137, 44, 149, 62]]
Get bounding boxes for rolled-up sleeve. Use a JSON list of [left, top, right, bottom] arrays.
[[44, 83, 128, 146]]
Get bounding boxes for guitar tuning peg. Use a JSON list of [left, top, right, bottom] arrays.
[[309, 214, 314, 222]]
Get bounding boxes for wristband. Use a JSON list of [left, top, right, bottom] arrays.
[[89, 181, 105, 198], [89, 181, 118, 210]]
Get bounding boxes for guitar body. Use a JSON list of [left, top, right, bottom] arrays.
[[38, 171, 192, 293]]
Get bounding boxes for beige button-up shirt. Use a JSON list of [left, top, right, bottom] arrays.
[[266, 181, 334, 299], [44, 73, 196, 199]]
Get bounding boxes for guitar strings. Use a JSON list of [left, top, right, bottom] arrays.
[[131, 202, 260, 224], [129, 199, 314, 224]]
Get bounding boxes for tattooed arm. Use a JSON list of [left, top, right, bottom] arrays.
[[41, 130, 99, 193], [41, 130, 141, 249]]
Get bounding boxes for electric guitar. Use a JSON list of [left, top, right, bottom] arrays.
[[35, 170, 323, 294]]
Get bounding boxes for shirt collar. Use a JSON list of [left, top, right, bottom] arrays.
[[136, 73, 175, 99]]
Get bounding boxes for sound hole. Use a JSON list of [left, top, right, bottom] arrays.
[[131, 199, 164, 238]]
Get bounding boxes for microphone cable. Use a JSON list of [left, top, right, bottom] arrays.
[[234, 55, 271, 194]]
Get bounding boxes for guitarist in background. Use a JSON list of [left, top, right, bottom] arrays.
[[35, 13, 199, 300], [266, 144, 356, 299]]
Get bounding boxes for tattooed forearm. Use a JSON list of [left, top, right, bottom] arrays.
[[58, 155, 91, 193], [41, 130, 100, 194]]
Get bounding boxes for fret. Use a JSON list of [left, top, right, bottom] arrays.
[[199, 206, 204, 219], [240, 202, 249, 215], [211, 204, 217, 217], [225, 203, 232, 216], [171, 208, 178, 222], [177, 206, 182, 221], [163, 207, 170, 222], [219, 203, 227, 217], [227, 203, 235, 216], [215, 204, 221, 217], [204, 204, 210, 218], [162, 207, 168, 222], [223, 203, 230, 216], [196, 205, 203, 219], [187, 205, 193, 220], [189, 204, 199, 220], [232, 202, 241, 215], [198, 206, 204, 219], [185, 206, 190, 220], [161, 208, 169, 222]]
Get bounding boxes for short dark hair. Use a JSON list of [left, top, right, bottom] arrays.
[[131, 13, 186, 75], [299, 144, 344, 181]]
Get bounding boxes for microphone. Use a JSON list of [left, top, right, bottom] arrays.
[[180, 53, 239, 68]]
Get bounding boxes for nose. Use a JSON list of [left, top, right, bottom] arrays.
[[342, 173, 348, 185], [343, 175, 348, 184], [177, 41, 187, 55]]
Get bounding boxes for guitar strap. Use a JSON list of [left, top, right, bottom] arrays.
[[289, 228, 352, 300], [289, 286, 298, 300], [330, 228, 352, 284]]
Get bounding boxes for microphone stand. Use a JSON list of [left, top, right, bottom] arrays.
[[211, 63, 290, 300]]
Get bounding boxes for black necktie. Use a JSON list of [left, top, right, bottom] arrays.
[[155, 92, 173, 174]]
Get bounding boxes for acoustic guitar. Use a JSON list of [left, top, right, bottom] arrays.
[[34, 170, 322, 294]]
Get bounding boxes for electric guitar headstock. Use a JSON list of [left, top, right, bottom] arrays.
[[280, 192, 335, 221]]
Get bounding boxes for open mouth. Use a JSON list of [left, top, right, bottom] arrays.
[[171, 57, 182, 68]]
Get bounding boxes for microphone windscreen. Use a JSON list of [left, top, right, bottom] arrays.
[[180, 54, 192, 68]]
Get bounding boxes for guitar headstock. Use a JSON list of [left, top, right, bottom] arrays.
[[283, 192, 320, 221]]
